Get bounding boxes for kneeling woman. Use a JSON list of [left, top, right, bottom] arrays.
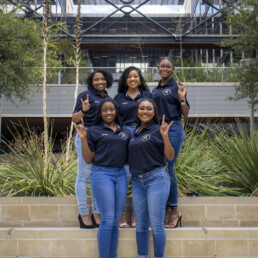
[[129, 99, 174, 258], [74, 97, 130, 258]]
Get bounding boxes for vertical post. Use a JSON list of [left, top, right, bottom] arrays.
[[250, 102, 254, 132], [58, 69, 61, 85]]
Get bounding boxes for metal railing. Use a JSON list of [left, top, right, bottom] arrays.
[[45, 66, 235, 84]]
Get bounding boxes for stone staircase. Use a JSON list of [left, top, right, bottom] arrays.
[[0, 196, 257, 257]]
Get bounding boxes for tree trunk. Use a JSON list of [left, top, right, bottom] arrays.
[[66, 0, 81, 161], [42, 0, 50, 177]]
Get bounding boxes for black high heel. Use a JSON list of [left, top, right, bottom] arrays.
[[165, 206, 182, 228], [175, 216, 182, 228], [91, 214, 100, 227], [78, 215, 95, 229]]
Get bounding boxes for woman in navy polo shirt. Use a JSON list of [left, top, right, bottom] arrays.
[[114, 66, 151, 228], [152, 57, 190, 228], [74, 97, 130, 258], [72, 70, 113, 228], [129, 98, 174, 258]]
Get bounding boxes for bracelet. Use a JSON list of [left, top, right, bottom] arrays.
[[179, 99, 185, 104]]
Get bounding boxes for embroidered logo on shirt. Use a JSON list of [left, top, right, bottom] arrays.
[[162, 89, 171, 95], [141, 134, 151, 141], [119, 132, 128, 140], [131, 122, 138, 128]]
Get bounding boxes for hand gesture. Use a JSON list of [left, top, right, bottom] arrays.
[[160, 115, 173, 138], [81, 94, 91, 113], [177, 81, 188, 101], [74, 118, 87, 139]]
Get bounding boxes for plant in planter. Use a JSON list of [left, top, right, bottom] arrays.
[[0, 123, 77, 196], [175, 122, 235, 196], [175, 121, 258, 197], [213, 123, 258, 196]]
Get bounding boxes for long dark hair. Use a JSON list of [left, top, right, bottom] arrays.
[[94, 97, 121, 125], [136, 98, 160, 125], [158, 56, 174, 67], [117, 66, 149, 93], [86, 69, 113, 90]]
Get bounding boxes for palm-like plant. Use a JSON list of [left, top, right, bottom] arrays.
[[0, 124, 77, 196], [213, 124, 258, 196], [175, 123, 237, 196]]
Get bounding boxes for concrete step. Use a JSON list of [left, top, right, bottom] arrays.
[[0, 227, 257, 257], [0, 197, 257, 227]]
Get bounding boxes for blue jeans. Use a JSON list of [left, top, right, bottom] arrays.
[[75, 133, 99, 215], [91, 165, 127, 258], [124, 125, 135, 211], [167, 120, 185, 206], [132, 167, 170, 258]]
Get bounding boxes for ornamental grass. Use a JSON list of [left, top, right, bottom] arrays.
[[212, 124, 258, 196], [175, 122, 257, 196], [176, 123, 232, 196], [0, 122, 256, 197], [0, 123, 77, 196]]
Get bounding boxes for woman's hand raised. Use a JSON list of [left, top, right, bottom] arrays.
[[81, 94, 91, 113], [177, 81, 188, 101], [160, 115, 173, 138], [74, 118, 87, 139]]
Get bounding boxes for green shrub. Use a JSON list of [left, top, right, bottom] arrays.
[[0, 123, 77, 196], [175, 123, 231, 196], [213, 124, 258, 196], [0, 122, 256, 197], [175, 122, 258, 196], [173, 57, 230, 82]]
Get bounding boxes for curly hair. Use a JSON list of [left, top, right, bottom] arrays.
[[158, 56, 175, 67], [94, 97, 121, 126], [136, 98, 160, 125], [117, 66, 149, 93], [86, 69, 113, 90]]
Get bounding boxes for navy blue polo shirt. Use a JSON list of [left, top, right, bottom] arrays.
[[73, 88, 109, 127], [87, 124, 131, 167], [114, 90, 151, 126], [128, 121, 166, 174], [151, 78, 190, 122]]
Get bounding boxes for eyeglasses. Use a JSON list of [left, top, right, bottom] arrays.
[[158, 65, 173, 70]]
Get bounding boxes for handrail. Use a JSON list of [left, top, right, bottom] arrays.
[[44, 66, 233, 69]]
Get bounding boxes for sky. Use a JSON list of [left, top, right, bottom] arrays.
[[78, 4, 188, 15]]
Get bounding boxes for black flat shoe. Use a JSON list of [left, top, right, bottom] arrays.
[[78, 215, 96, 229], [91, 214, 100, 227]]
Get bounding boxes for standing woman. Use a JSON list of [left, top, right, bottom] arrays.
[[74, 97, 130, 258], [72, 70, 113, 228], [114, 66, 151, 228], [129, 98, 174, 258], [152, 57, 190, 228]]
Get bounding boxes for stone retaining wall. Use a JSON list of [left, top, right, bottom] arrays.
[[0, 227, 257, 257], [0, 197, 257, 227]]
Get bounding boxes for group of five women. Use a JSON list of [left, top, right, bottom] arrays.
[[72, 57, 190, 258]]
